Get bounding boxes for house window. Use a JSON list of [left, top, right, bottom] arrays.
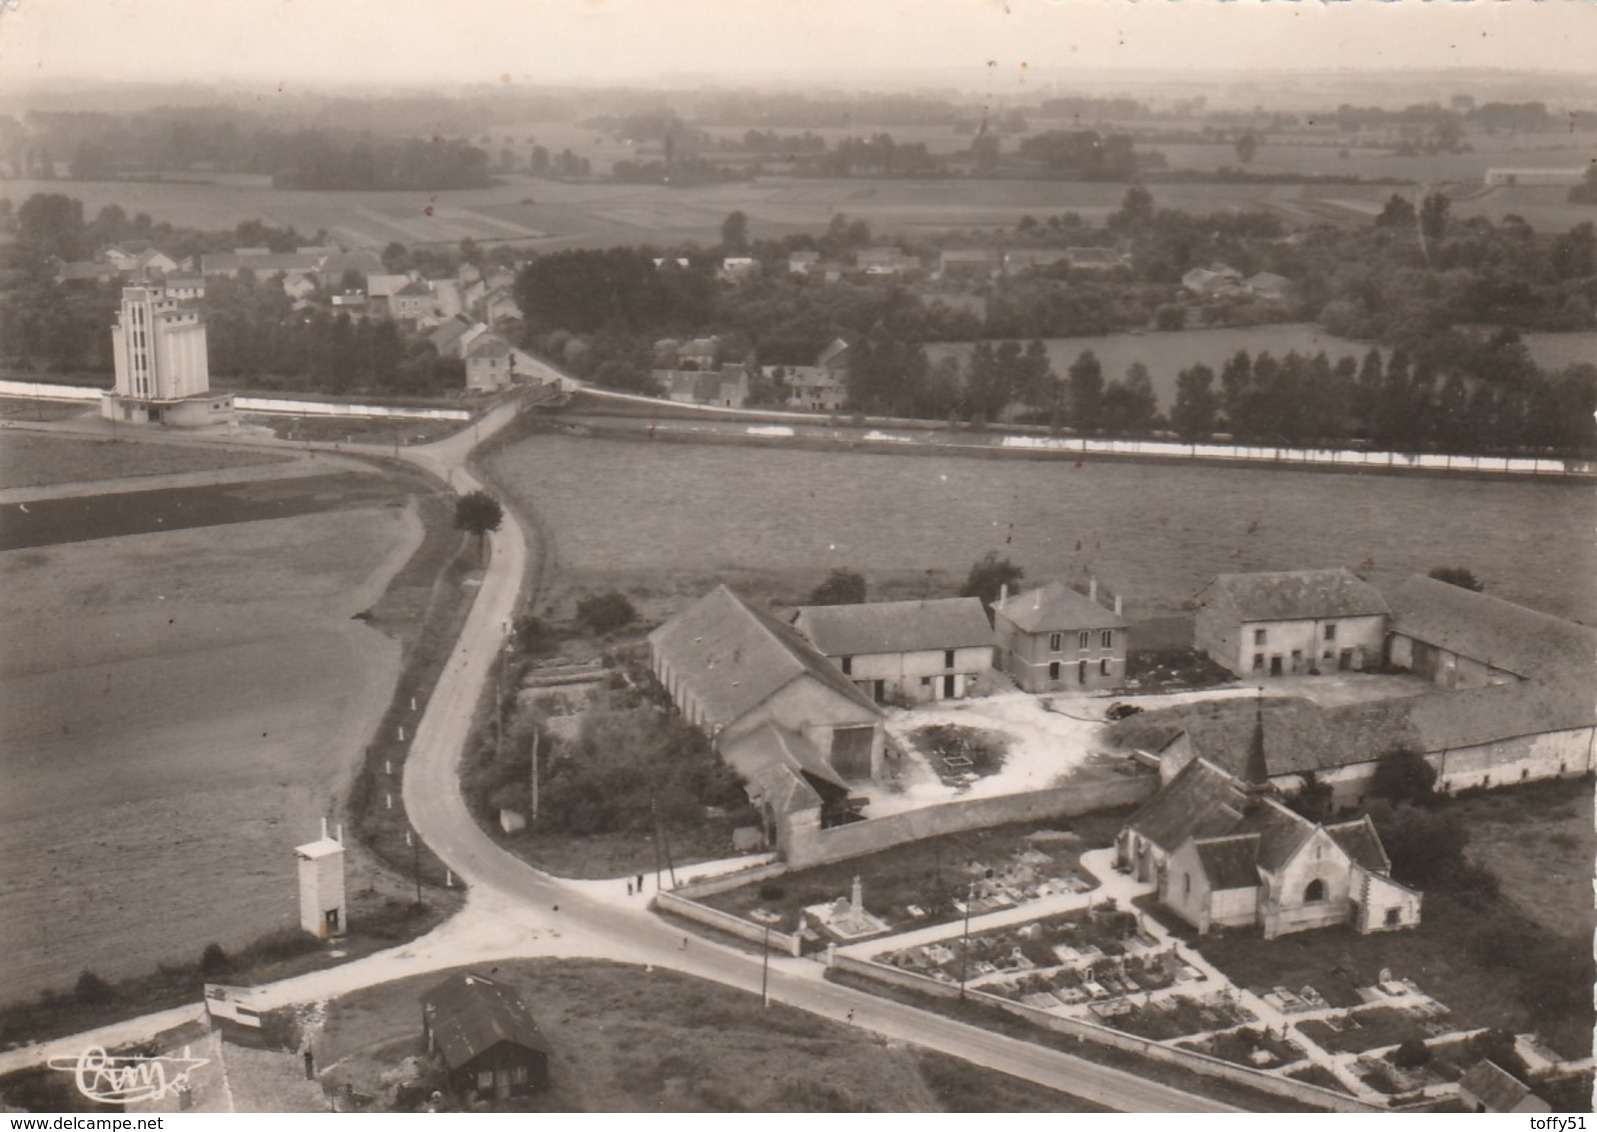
[[1078, 631, 1090, 649], [1252, 653, 1264, 672], [1101, 630, 1113, 649], [921, 676, 931, 686], [841, 656, 852, 675], [1385, 907, 1402, 927], [944, 649, 955, 668], [1099, 658, 1110, 676], [1324, 623, 1337, 642], [1254, 628, 1267, 646], [1049, 633, 1062, 651], [1048, 661, 1061, 681], [1304, 879, 1326, 903]]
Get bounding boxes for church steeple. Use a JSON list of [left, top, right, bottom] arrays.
[[1242, 686, 1270, 787]]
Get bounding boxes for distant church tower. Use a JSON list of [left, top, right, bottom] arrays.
[[295, 819, 347, 940], [101, 282, 234, 427]]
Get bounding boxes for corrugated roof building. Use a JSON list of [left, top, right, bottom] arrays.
[[421, 972, 549, 1101]]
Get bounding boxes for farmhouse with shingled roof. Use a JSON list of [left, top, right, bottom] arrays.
[[789, 596, 994, 704], [992, 579, 1128, 691], [1194, 567, 1389, 678]]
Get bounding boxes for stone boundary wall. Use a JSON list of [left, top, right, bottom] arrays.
[[655, 889, 800, 956], [831, 954, 1383, 1114], [0, 380, 471, 421], [784, 774, 1158, 868]]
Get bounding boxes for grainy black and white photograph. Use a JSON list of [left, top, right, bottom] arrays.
[[0, 0, 1593, 1117]]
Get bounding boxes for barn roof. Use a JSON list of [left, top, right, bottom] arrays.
[[1387, 574, 1597, 681], [1197, 568, 1389, 624], [422, 972, 549, 1069], [1192, 834, 1262, 891], [791, 597, 992, 657], [1123, 757, 1249, 853], [1406, 676, 1596, 751], [648, 585, 879, 730], [721, 722, 848, 814], [995, 581, 1126, 634]]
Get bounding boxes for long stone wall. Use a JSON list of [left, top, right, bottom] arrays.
[[831, 954, 1381, 1113], [655, 888, 800, 956], [783, 774, 1158, 868]]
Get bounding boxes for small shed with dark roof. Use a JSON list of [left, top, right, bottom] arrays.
[[1194, 568, 1389, 678], [1458, 1060, 1550, 1114], [422, 972, 549, 1100]]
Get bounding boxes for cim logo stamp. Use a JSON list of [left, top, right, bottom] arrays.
[[48, 1045, 210, 1105]]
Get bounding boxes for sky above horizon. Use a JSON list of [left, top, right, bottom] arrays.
[[0, 0, 1591, 96]]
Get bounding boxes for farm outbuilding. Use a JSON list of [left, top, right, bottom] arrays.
[[1193, 568, 1388, 678], [421, 972, 550, 1102], [789, 596, 994, 704]]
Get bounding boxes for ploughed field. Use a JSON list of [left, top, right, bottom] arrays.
[[0, 464, 422, 1004], [487, 433, 1595, 624]]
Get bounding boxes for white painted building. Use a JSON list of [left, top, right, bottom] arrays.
[[1194, 568, 1388, 678]]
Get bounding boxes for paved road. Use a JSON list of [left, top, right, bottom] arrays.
[[3, 407, 1238, 1111]]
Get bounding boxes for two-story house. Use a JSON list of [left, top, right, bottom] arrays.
[[1193, 568, 1389, 678], [992, 580, 1128, 692]]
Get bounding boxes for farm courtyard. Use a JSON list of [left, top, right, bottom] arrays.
[[0, 439, 428, 1003]]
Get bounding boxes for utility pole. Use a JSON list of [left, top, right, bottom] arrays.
[[959, 877, 975, 1000], [412, 830, 422, 909], [761, 924, 771, 1008], [529, 729, 540, 823]]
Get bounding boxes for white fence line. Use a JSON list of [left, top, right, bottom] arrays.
[[0, 379, 471, 421]]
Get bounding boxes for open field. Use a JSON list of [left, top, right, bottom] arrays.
[[1451, 777, 1597, 943], [14, 159, 1593, 253], [0, 470, 411, 550], [313, 958, 1108, 1112], [486, 433, 1596, 624], [0, 479, 422, 1005], [0, 432, 292, 491]]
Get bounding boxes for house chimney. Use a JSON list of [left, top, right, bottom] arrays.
[[1089, 578, 1098, 602], [320, 817, 328, 840], [851, 875, 863, 915], [1114, 594, 1123, 616], [998, 584, 1008, 608]]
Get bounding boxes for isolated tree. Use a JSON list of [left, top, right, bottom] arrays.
[[1374, 194, 1416, 231], [1234, 130, 1259, 164], [454, 490, 504, 565], [1419, 192, 1451, 246], [1428, 566, 1483, 592], [808, 568, 867, 607], [961, 551, 1024, 613], [720, 209, 750, 253], [575, 591, 637, 636]]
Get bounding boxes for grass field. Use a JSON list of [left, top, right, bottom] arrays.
[[0, 475, 422, 1005], [313, 958, 1108, 1112], [486, 433, 1596, 625], [18, 154, 1593, 254], [0, 433, 291, 491]]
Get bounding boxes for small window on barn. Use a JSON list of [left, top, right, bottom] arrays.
[[1049, 633, 1062, 651], [1324, 623, 1337, 641], [1254, 628, 1267, 646], [944, 649, 955, 668], [1385, 906, 1402, 927], [841, 656, 852, 675], [921, 676, 931, 686], [1252, 653, 1264, 672], [512, 1065, 530, 1086], [1304, 879, 1326, 903]]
